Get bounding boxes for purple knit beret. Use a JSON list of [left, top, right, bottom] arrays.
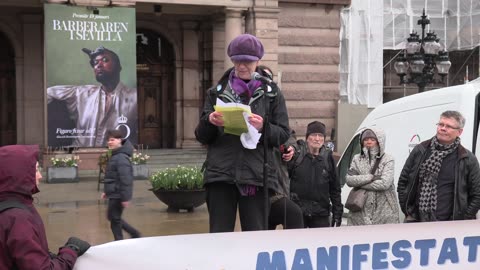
[[227, 34, 264, 62]]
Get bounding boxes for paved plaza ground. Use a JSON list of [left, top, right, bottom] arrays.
[[35, 178, 217, 250]]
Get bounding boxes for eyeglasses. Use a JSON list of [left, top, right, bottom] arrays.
[[436, 123, 461, 130]]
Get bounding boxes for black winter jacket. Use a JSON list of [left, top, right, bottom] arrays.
[[289, 142, 343, 218], [195, 68, 290, 188], [104, 140, 134, 202], [397, 138, 480, 220]]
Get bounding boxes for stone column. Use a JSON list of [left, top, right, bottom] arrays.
[[251, 7, 280, 76], [22, 15, 44, 145], [224, 8, 244, 70], [181, 21, 202, 148], [175, 60, 183, 148], [15, 58, 24, 144], [211, 15, 225, 83]]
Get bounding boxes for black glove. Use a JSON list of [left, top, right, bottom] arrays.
[[64, 237, 91, 256], [331, 217, 342, 227]]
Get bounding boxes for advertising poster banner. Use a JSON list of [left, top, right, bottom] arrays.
[[44, 4, 137, 147]]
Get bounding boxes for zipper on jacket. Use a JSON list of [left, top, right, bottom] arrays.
[[451, 155, 467, 221], [249, 87, 265, 105], [404, 146, 429, 217], [218, 91, 237, 103], [452, 162, 458, 221]]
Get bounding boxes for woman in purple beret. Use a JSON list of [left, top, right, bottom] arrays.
[[195, 34, 291, 232]]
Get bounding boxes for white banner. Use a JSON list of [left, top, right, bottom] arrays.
[[74, 220, 480, 269]]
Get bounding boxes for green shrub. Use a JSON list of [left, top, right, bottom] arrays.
[[149, 166, 204, 191]]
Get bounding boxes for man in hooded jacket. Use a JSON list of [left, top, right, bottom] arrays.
[[0, 145, 90, 270], [101, 130, 141, 240]]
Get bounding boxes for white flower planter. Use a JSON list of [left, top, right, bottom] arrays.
[[47, 167, 79, 183], [133, 164, 149, 180]]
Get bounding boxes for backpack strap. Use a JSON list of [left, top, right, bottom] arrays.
[[319, 146, 332, 173], [0, 200, 28, 213]]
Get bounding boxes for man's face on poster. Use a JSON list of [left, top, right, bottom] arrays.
[[93, 52, 118, 84]]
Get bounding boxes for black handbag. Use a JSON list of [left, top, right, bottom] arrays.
[[345, 154, 383, 212]]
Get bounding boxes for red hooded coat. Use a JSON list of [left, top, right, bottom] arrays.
[[0, 145, 77, 270]]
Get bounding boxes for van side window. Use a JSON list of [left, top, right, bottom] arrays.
[[337, 134, 361, 187], [473, 92, 480, 155]]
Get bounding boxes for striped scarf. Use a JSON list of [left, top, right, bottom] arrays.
[[418, 136, 460, 221]]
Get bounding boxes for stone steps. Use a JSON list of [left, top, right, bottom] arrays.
[[79, 148, 207, 179]]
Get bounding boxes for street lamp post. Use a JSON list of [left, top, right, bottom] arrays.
[[394, 9, 452, 93]]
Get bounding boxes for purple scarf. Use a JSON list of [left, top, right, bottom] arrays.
[[228, 70, 262, 101]]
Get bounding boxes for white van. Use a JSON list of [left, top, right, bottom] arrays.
[[337, 78, 480, 211]]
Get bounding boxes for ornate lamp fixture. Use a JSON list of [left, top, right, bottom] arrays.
[[394, 10, 452, 92]]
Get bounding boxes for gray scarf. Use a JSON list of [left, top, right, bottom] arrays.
[[418, 136, 460, 221]]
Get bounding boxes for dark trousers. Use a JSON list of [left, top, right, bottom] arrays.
[[206, 182, 265, 232], [269, 197, 304, 230], [107, 198, 141, 240], [303, 215, 330, 228]]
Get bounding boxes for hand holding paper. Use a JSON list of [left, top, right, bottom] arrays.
[[214, 98, 251, 136], [214, 98, 262, 149], [209, 111, 224, 126], [240, 112, 262, 149], [247, 113, 263, 131]]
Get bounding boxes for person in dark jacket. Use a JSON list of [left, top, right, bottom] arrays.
[[289, 121, 343, 228], [101, 130, 141, 240], [0, 145, 90, 270], [195, 34, 290, 232], [398, 110, 480, 222], [255, 66, 303, 230]]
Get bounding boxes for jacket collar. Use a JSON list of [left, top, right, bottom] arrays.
[[420, 137, 468, 159]]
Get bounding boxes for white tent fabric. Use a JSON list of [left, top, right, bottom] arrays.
[[339, 0, 383, 107], [385, 0, 480, 51], [339, 0, 480, 107]]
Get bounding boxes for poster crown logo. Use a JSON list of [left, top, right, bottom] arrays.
[[117, 115, 128, 124]]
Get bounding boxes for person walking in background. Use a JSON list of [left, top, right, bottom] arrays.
[[346, 128, 400, 225], [398, 110, 480, 222], [101, 130, 141, 240], [289, 121, 343, 228], [0, 145, 90, 269], [195, 34, 290, 232]]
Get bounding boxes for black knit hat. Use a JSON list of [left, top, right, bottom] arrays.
[[306, 121, 326, 139]]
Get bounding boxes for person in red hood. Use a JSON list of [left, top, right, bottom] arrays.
[[0, 145, 90, 270]]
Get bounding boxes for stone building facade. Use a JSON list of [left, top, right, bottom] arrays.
[[0, 0, 350, 153]]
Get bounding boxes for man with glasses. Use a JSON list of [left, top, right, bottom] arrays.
[[398, 110, 480, 222]]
